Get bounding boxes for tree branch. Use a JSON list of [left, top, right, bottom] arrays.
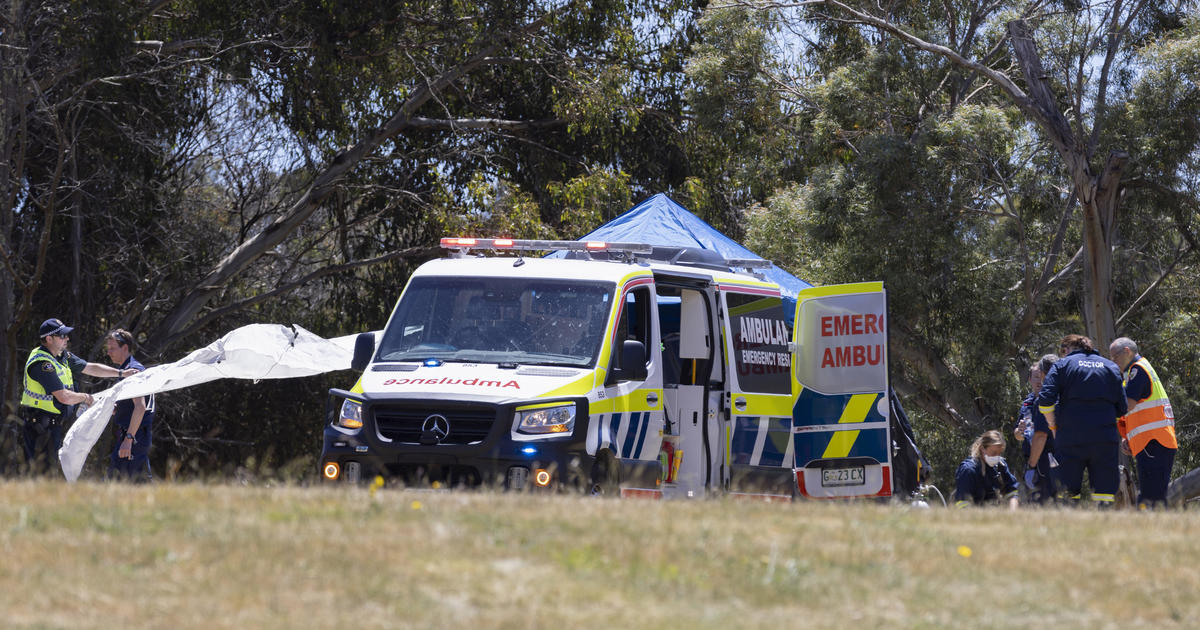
[[168, 245, 440, 342], [144, 5, 568, 354], [1116, 243, 1195, 327], [407, 116, 566, 132], [1087, 0, 1150, 159], [889, 325, 987, 431], [1010, 191, 1077, 346]]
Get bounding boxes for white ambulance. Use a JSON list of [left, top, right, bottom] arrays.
[[321, 238, 893, 499]]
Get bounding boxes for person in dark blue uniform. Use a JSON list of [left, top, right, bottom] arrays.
[[1014, 354, 1060, 503], [1037, 334, 1127, 506], [953, 430, 1019, 508], [104, 329, 155, 481]]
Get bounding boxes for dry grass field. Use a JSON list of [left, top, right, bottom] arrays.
[[2, 480, 1198, 630]]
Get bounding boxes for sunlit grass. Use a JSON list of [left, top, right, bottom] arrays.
[[2, 481, 1197, 629]]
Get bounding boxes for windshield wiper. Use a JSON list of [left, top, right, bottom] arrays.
[[520, 360, 590, 369]]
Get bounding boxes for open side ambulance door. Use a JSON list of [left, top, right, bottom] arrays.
[[791, 282, 892, 498], [720, 287, 797, 499], [590, 278, 666, 497]]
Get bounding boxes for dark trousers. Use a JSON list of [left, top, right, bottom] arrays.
[[20, 410, 65, 475], [1057, 441, 1120, 502], [1135, 439, 1175, 507], [1028, 462, 1060, 504], [109, 423, 153, 482]]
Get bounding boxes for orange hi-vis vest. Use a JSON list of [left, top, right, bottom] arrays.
[[1118, 357, 1177, 455]]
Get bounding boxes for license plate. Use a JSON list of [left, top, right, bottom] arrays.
[[821, 466, 865, 487]]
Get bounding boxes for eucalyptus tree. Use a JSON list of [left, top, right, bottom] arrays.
[[2, 0, 704, 469], [702, 0, 1200, 435], [124, 0, 704, 355], [1, 0, 213, 408]]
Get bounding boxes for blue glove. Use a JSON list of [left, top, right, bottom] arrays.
[[1024, 469, 1039, 490]]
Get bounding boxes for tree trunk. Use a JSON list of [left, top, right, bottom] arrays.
[[805, 8, 1137, 431], [70, 154, 83, 330], [1009, 20, 1124, 348], [0, 0, 20, 416], [889, 326, 989, 432], [1078, 152, 1126, 349]]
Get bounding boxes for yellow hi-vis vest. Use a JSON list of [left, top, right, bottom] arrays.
[[20, 347, 74, 415], [1118, 357, 1177, 455]]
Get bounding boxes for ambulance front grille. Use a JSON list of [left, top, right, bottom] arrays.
[[372, 404, 497, 445]]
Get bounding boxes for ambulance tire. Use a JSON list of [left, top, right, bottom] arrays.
[[589, 452, 619, 497], [1167, 466, 1200, 509]]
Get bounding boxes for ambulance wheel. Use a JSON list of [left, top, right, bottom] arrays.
[[589, 453, 619, 497]]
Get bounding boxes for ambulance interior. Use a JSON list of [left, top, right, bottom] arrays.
[[654, 285, 723, 497]]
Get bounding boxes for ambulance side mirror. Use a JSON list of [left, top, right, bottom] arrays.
[[351, 332, 376, 372], [611, 340, 647, 382]]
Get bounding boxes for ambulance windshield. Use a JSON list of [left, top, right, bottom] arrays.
[[376, 276, 613, 367]]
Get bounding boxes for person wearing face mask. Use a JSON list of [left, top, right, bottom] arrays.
[[953, 430, 1019, 508], [1013, 354, 1060, 503]]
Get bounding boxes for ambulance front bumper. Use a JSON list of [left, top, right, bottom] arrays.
[[320, 390, 591, 489]]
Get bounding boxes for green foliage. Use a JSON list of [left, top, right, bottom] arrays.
[[7, 0, 1200, 487], [682, 5, 797, 236], [747, 74, 1024, 426], [549, 169, 633, 237], [739, 0, 1200, 484], [3, 0, 704, 474]]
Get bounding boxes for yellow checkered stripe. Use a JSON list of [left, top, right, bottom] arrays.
[[820, 393, 878, 459]]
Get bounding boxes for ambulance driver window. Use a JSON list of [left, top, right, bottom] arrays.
[[609, 287, 652, 380], [726, 293, 790, 394]]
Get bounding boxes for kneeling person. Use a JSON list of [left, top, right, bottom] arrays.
[[954, 430, 1019, 508]]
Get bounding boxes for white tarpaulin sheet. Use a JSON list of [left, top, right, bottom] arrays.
[[58, 323, 364, 482]]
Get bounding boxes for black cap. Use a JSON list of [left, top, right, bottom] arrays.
[[39, 318, 74, 338]]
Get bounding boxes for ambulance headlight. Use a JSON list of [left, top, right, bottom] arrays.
[[337, 399, 363, 430], [515, 404, 575, 435]]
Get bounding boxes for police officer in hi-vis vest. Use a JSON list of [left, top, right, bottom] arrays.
[[1109, 337, 1178, 509], [20, 318, 136, 474]]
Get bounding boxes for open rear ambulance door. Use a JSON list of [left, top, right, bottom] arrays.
[[791, 282, 892, 498], [720, 288, 797, 499]]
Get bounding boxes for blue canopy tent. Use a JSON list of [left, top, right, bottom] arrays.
[[550, 193, 812, 314]]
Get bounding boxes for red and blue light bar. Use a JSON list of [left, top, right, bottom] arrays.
[[439, 237, 654, 255]]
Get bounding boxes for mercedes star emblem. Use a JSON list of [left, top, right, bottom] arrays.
[[422, 414, 450, 443]]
